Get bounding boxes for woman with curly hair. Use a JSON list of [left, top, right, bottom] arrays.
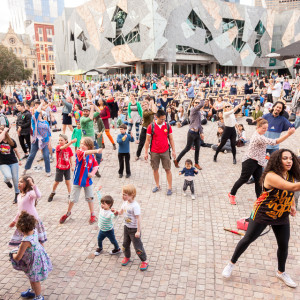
[[223, 149, 300, 288]]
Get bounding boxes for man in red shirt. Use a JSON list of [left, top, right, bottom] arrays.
[[144, 110, 176, 196]]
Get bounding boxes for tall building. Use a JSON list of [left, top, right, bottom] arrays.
[[9, 0, 64, 33], [26, 22, 55, 81], [0, 24, 38, 81], [255, 0, 300, 11]]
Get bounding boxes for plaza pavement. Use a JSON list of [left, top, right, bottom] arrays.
[[0, 108, 299, 300]]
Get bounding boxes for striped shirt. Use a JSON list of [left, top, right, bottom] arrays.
[[98, 208, 116, 231]]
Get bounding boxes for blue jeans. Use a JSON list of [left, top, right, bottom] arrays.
[[266, 148, 278, 156], [0, 163, 20, 193], [97, 229, 119, 249], [25, 140, 51, 173], [93, 141, 102, 165], [295, 116, 300, 129]]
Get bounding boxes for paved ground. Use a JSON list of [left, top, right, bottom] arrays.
[[0, 109, 299, 300]]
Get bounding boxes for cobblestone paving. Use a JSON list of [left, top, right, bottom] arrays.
[[0, 110, 299, 300]]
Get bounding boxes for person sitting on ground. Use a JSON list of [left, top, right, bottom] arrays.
[[236, 124, 246, 147], [166, 107, 176, 126], [246, 103, 263, 125]]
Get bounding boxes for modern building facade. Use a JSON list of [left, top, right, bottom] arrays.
[[0, 24, 38, 81], [255, 0, 300, 11], [9, 0, 65, 33], [26, 22, 55, 81]]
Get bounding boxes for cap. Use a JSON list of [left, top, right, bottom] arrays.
[[82, 105, 91, 111]]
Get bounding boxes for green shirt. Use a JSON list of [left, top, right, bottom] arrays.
[[251, 110, 263, 120], [80, 112, 99, 140]]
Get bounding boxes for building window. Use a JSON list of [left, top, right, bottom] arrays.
[[46, 28, 53, 35], [39, 37, 43, 42], [253, 20, 266, 57], [24, 60, 28, 68], [19, 48, 22, 54], [40, 45, 44, 51], [112, 7, 127, 30], [47, 37, 52, 43], [77, 31, 89, 51], [14, 48, 17, 54], [10, 48, 13, 52], [48, 45, 53, 51], [222, 18, 245, 52], [107, 25, 141, 46], [41, 54, 45, 60], [33, 60, 36, 68], [34, 74, 37, 81], [38, 28, 43, 34], [176, 45, 206, 55], [42, 65, 46, 70]]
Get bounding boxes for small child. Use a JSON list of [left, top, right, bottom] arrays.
[[10, 211, 52, 300], [72, 104, 82, 124], [179, 159, 198, 200], [59, 137, 101, 224], [114, 184, 148, 271], [116, 124, 134, 178], [9, 176, 47, 246], [117, 109, 125, 127], [94, 186, 121, 256], [236, 124, 246, 147], [48, 134, 75, 202], [72, 123, 82, 151]]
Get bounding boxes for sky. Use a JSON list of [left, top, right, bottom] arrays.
[[0, 0, 253, 33]]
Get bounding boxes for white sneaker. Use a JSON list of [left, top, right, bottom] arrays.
[[191, 194, 195, 200], [22, 169, 27, 176], [222, 262, 234, 278], [46, 172, 52, 177], [50, 156, 54, 163], [183, 192, 187, 196], [224, 150, 227, 154], [276, 272, 297, 288]]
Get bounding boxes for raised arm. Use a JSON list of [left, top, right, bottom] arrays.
[[264, 172, 300, 192]]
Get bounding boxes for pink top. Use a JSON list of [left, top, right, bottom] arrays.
[[13, 185, 42, 223]]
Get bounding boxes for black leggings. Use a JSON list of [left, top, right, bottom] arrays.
[[215, 126, 236, 159], [231, 159, 262, 198], [19, 134, 31, 154], [177, 130, 200, 164], [231, 219, 290, 272]]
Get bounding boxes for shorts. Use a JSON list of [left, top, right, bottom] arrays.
[[70, 184, 94, 203], [55, 168, 71, 182], [62, 113, 72, 125], [150, 150, 171, 170]]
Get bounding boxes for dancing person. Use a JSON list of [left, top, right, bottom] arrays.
[[211, 126, 232, 154], [127, 93, 142, 143], [144, 110, 176, 196], [61, 95, 73, 134], [213, 101, 245, 164], [10, 211, 52, 300], [174, 99, 204, 170], [228, 119, 295, 205], [222, 149, 300, 288]]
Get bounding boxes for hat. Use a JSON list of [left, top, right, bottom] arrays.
[[59, 134, 68, 141], [82, 105, 91, 111], [162, 90, 168, 95]]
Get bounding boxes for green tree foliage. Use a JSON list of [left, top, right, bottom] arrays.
[[0, 45, 32, 88]]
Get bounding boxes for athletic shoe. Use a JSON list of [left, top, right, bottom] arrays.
[[276, 272, 297, 288], [48, 192, 55, 202], [113, 144, 116, 150], [102, 143, 105, 149], [5, 181, 13, 188], [49, 156, 54, 163], [222, 262, 234, 278], [247, 177, 255, 184], [59, 213, 70, 224], [152, 186, 160, 193], [94, 248, 103, 256], [121, 257, 130, 266], [46, 172, 52, 177], [183, 192, 187, 196], [233, 158, 237, 165], [213, 155, 217, 162], [194, 164, 202, 170], [223, 150, 227, 154], [125, 174, 131, 178], [191, 194, 195, 200], [140, 261, 148, 271], [110, 248, 121, 255], [33, 296, 44, 300], [135, 156, 139, 161], [119, 174, 123, 178], [167, 189, 172, 196], [95, 170, 101, 178], [21, 288, 35, 298], [22, 169, 27, 176], [89, 215, 97, 224], [22, 154, 29, 160], [228, 193, 236, 205], [37, 157, 44, 162], [173, 159, 179, 168], [13, 193, 19, 204]]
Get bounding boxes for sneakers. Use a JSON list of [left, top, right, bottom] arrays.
[[110, 248, 121, 255], [119, 174, 123, 178], [59, 212, 71, 224], [173, 159, 180, 168], [5, 181, 13, 188], [95, 170, 101, 178], [33, 296, 44, 300], [183, 192, 187, 196], [247, 177, 255, 184], [94, 248, 103, 256], [89, 215, 97, 224], [48, 192, 55, 202], [113, 144, 116, 150], [22, 169, 27, 176], [228, 193, 236, 205], [276, 272, 297, 288], [125, 174, 131, 178], [222, 262, 235, 278], [135, 156, 139, 161], [13, 193, 19, 204], [21, 288, 35, 298], [121, 257, 130, 266], [37, 157, 44, 162], [224, 150, 227, 154], [140, 261, 149, 271], [46, 172, 52, 177], [191, 194, 195, 200], [152, 186, 160, 193], [213, 155, 217, 162], [233, 158, 237, 165], [167, 189, 172, 196], [49, 156, 54, 163]]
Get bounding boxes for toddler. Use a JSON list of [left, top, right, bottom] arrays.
[[10, 211, 52, 300], [114, 184, 148, 271], [94, 187, 121, 256], [179, 159, 198, 200], [72, 123, 82, 151]]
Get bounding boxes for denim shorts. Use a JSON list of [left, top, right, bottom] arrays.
[[55, 168, 71, 182], [70, 185, 94, 203]]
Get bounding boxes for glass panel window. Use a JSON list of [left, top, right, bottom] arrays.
[[40, 45, 44, 51]]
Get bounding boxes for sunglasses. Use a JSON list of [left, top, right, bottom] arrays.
[[225, 106, 231, 108], [195, 102, 200, 104]]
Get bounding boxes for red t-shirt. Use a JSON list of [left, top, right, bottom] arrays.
[[146, 122, 172, 154], [56, 145, 73, 170], [79, 90, 86, 98]]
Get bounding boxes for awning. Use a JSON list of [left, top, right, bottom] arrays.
[[57, 70, 72, 75], [265, 40, 300, 61], [84, 69, 103, 75]]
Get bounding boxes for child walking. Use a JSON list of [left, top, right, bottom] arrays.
[[10, 211, 52, 300], [72, 123, 82, 151], [179, 159, 198, 200], [9, 176, 47, 246], [114, 184, 148, 271], [117, 124, 134, 178], [48, 134, 75, 202], [59, 137, 101, 224], [94, 186, 121, 256]]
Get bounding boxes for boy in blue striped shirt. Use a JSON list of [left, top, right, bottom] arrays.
[[94, 187, 121, 256]]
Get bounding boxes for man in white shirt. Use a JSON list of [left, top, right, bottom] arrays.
[[271, 78, 282, 102]]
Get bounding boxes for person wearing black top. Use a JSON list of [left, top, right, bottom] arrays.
[[244, 79, 254, 94], [0, 126, 21, 203], [16, 103, 32, 158]]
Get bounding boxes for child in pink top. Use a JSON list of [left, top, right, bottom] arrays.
[[9, 176, 47, 246]]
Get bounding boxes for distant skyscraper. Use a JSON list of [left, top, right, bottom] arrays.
[[9, 0, 65, 33], [255, 0, 300, 11]]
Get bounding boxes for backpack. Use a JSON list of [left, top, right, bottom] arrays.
[[149, 122, 171, 156], [0, 113, 9, 127]]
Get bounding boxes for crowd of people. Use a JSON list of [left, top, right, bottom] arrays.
[[1, 71, 300, 299]]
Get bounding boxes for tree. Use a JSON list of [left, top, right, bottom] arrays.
[[0, 45, 32, 90]]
